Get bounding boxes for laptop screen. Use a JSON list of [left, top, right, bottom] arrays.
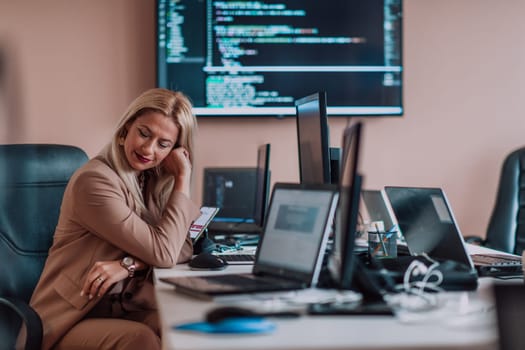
[[361, 189, 397, 232], [254, 183, 339, 283], [384, 186, 474, 268]]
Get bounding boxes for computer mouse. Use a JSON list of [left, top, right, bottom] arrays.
[[206, 306, 257, 323], [188, 252, 227, 270]]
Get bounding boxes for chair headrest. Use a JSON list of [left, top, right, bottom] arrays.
[[0, 144, 88, 184]]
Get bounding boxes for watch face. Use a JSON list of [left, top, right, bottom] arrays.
[[123, 257, 134, 266]]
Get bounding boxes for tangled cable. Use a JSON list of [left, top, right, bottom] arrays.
[[387, 254, 445, 312]]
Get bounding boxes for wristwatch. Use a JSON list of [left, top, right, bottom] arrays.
[[120, 256, 136, 278]]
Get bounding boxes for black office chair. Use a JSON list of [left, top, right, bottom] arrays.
[[494, 283, 525, 350], [0, 144, 88, 350], [466, 146, 525, 255]]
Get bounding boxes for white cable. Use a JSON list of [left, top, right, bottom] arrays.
[[393, 254, 446, 312]]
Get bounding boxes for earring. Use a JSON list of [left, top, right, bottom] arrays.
[[118, 137, 125, 146]]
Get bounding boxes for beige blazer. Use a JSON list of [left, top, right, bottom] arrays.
[[29, 157, 200, 350]]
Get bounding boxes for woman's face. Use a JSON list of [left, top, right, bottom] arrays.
[[122, 111, 179, 172]]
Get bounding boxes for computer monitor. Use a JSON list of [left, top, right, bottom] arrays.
[[310, 122, 392, 315], [203, 144, 271, 235], [296, 91, 332, 185], [254, 144, 271, 227], [330, 122, 363, 289], [156, 0, 403, 117], [203, 168, 257, 228]]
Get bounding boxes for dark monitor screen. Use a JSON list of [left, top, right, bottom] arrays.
[[202, 144, 271, 233], [296, 91, 331, 185], [203, 168, 257, 224], [156, 0, 403, 117]]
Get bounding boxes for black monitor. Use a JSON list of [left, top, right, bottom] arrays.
[[333, 122, 363, 289], [254, 144, 271, 227], [310, 121, 392, 315], [156, 0, 403, 117], [203, 168, 257, 227], [296, 91, 332, 185], [203, 144, 271, 234]]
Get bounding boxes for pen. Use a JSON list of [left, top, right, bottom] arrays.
[[374, 223, 388, 256]]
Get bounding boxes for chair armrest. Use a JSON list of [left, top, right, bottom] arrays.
[[464, 235, 486, 246], [0, 297, 42, 350]]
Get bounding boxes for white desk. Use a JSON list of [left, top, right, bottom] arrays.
[[154, 261, 505, 350]]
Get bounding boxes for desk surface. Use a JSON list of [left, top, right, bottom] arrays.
[[154, 262, 509, 350]]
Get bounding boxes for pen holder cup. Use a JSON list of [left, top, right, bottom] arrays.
[[368, 231, 397, 259]]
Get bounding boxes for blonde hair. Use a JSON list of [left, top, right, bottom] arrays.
[[99, 88, 197, 221]]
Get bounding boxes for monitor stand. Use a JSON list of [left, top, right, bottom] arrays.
[[329, 147, 341, 185], [307, 260, 394, 316]]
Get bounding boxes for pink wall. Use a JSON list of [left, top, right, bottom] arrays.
[[1, 0, 525, 238]]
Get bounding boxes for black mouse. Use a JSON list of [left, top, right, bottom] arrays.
[[188, 252, 227, 270], [205, 306, 258, 323]]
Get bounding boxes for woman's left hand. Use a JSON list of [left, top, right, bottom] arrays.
[[80, 260, 128, 300]]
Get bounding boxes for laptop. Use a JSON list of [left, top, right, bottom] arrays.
[[161, 182, 339, 299], [384, 186, 522, 278], [361, 189, 398, 232]]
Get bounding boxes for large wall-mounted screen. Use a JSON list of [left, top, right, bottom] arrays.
[[156, 0, 403, 117]]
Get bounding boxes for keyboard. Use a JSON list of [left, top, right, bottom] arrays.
[[215, 253, 256, 264], [196, 273, 305, 291]]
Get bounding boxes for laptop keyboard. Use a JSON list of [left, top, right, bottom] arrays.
[[202, 274, 303, 290], [470, 253, 522, 266]]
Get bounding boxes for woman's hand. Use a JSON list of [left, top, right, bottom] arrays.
[[162, 147, 192, 177], [80, 260, 128, 300], [162, 147, 192, 195]]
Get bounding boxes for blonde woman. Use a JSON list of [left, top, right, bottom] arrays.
[[28, 88, 200, 349]]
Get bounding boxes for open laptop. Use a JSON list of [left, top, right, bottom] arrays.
[[361, 189, 398, 232], [384, 186, 522, 278], [160, 182, 339, 299]]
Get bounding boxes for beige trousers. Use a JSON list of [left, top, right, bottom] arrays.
[[54, 294, 161, 350]]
